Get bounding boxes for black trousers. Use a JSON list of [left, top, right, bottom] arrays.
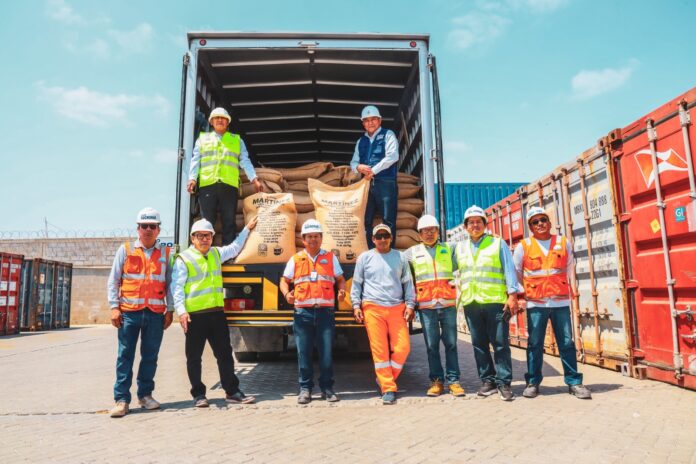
[[184, 310, 240, 398], [198, 182, 238, 245]]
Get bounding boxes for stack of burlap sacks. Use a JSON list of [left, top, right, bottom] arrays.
[[225, 162, 424, 252]]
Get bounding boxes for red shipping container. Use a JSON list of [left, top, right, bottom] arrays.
[[0, 252, 24, 336], [609, 87, 696, 389]]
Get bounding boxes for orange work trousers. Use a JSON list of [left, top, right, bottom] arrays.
[[362, 301, 411, 393]]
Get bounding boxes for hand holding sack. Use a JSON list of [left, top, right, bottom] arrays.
[[235, 192, 297, 264]]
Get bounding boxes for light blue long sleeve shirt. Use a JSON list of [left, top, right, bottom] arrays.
[[350, 249, 416, 309], [188, 132, 257, 183], [349, 127, 399, 175], [171, 227, 250, 316], [107, 239, 173, 311], [466, 234, 522, 295]]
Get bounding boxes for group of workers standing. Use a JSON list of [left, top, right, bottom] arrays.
[[106, 105, 590, 417]]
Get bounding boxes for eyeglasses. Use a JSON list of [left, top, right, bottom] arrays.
[[374, 233, 391, 240], [193, 233, 213, 240], [138, 224, 159, 230], [530, 217, 549, 226]]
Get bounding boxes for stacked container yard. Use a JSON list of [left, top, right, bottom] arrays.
[[0, 252, 24, 336], [19, 259, 73, 331]]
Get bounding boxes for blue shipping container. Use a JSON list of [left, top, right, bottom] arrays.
[[435, 183, 526, 230]]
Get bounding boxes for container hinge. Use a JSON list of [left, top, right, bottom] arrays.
[[656, 200, 666, 209], [679, 104, 691, 126], [183, 53, 190, 66], [429, 148, 438, 161], [646, 123, 657, 142], [666, 278, 676, 286], [178, 147, 186, 160]]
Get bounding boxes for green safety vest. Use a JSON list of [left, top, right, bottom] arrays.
[[178, 246, 224, 313], [197, 132, 241, 188], [455, 235, 508, 307], [410, 243, 456, 309]]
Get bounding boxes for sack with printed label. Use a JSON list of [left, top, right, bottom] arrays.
[[308, 178, 370, 263], [235, 193, 297, 264]]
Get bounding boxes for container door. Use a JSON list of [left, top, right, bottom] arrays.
[[429, 55, 447, 234]]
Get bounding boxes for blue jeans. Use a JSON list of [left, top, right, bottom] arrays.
[[418, 307, 460, 383], [114, 309, 165, 403], [464, 302, 512, 386], [293, 307, 335, 391], [525, 306, 583, 386], [365, 178, 398, 247]]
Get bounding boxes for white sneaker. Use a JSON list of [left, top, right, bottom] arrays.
[[138, 395, 161, 410], [110, 401, 129, 418]]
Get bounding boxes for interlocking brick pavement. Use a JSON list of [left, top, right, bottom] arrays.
[[1, 325, 695, 463]]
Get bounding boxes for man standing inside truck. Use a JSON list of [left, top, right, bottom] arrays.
[[107, 207, 174, 418], [513, 207, 591, 400], [171, 216, 258, 407], [350, 105, 399, 247], [280, 219, 347, 404], [187, 107, 263, 246], [351, 224, 415, 405]]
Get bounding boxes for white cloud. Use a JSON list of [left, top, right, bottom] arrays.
[[570, 62, 636, 100], [36, 82, 170, 127], [449, 12, 511, 50], [63, 36, 110, 59], [508, 0, 568, 12], [45, 0, 82, 24], [108, 23, 155, 54]]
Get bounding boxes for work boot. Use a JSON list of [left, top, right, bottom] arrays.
[[569, 384, 592, 400], [426, 380, 444, 397], [498, 384, 515, 401], [225, 391, 256, 404], [138, 395, 161, 410], [382, 391, 397, 405], [523, 384, 539, 398], [109, 401, 129, 418], [477, 381, 497, 397], [193, 396, 209, 408], [448, 382, 466, 397], [321, 389, 339, 402], [297, 389, 312, 405]]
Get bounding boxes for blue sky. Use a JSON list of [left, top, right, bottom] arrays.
[[1, 0, 695, 234]]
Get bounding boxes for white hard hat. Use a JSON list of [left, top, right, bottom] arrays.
[[417, 214, 440, 231], [361, 105, 381, 120], [208, 107, 231, 123], [136, 207, 161, 224], [301, 219, 323, 235], [190, 219, 215, 235], [464, 205, 486, 224], [526, 206, 549, 223]]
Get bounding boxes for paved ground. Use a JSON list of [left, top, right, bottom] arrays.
[[1, 325, 694, 463]]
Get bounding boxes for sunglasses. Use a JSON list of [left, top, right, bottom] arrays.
[[374, 233, 391, 240], [193, 233, 213, 240], [138, 224, 159, 230], [530, 217, 549, 226]]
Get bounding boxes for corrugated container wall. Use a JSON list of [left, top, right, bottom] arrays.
[[0, 252, 24, 335], [19, 259, 73, 331], [436, 183, 525, 230]]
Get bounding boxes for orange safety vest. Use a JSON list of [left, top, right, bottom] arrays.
[[411, 243, 457, 309], [521, 235, 570, 301], [120, 241, 170, 313], [292, 250, 336, 308]]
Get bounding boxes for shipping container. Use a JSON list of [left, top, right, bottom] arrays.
[[0, 252, 24, 335], [19, 259, 73, 331], [436, 183, 525, 230], [607, 87, 696, 389]]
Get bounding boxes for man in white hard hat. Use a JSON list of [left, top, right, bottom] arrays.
[[350, 105, 400, 247], [171, 215, 258, 407], [351, 224, 416, 405], [455, 205, 521, 401], [403, 215, 465, 397], [279, 219, 347, 404], [107, 207, 174, 418], [187, 107, 263, 246], [513, 207, 591, 400]]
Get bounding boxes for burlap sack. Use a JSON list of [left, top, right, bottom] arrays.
[[286, 180, 309, 192], [394, 229, 421, 250], [235, 214, 245, 231], [235, 193, 297, 264], [398, 198, 425, 216], [340, 167, 362, 186], [295, 210, 316, 232], [295, 233, 304, 249], [396, 211, 419, 230], [398, 184, 421, 199], [397, 172, 419, 185], [292, 191, 315, 213], [236, 201, 243, 213], [240, 167, 284, 185], [277, 162, 333, 182], [317, 169, 342, 187], [308, 178, 370, 263], [239, 179, 283, 198]]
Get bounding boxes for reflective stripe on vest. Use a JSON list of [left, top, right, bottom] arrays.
[[410, 243, 456, 309], [521, 235, 570, 300], [119, 241, 170, 312], [455, 235, 508, 307], [292, 250, 336, 308], [198, 132, 241, 188], [179, 246, 224, 313]]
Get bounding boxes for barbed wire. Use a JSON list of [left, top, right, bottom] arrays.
[[0, 229, 174, 240]]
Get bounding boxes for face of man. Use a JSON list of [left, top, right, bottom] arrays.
[[137, 223, 160, 248], [372, 230, 392, 253], [362, 116, 382, 137], [419, 226, 439, 247], [465, 217, 486, 241], [191, 232, 213, 254], [211, 116, 229, 135], [529, 214, 551, 240], [302, 232, 322, 255]]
